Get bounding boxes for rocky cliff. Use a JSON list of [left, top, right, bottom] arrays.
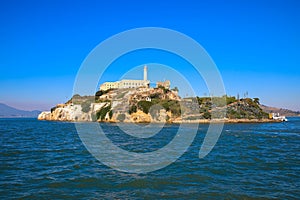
[[38, 87, 181, 123], [38, 102, 108, 121]]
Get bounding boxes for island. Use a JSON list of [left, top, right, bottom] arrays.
[[38, 66, 287, 123]]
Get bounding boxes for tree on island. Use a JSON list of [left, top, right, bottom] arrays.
[[253, 98, 260, 104], [172, 87, 179, 92]]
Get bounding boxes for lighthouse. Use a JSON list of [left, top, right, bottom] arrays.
[[143, 65, 148, 81]]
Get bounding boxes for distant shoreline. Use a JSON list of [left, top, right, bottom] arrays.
[[0, 116, 38, 119]]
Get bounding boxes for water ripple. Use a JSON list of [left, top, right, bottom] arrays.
[[0, 118, 299, 199]]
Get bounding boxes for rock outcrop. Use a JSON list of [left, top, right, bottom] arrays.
[[38, 87, 180, 122], [38, 103, 107, 122]]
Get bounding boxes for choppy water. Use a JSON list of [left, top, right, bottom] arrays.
[[1, 118, 299, 199]]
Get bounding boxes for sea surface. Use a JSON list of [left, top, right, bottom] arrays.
[[1, 118, 299, 199]]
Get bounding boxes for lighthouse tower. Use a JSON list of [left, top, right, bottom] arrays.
[[143, 65, 148, 81]]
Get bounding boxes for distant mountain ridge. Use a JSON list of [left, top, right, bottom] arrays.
[[0, 103, 41, 118], [260, 105, 300, 117]]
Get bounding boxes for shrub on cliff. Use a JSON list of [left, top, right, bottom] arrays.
[[91, 113, 97, 122], [160, 100, 181, 116], [157, 85, 170, 94], [109, 110, 113, 119], [129, 105, 137, 114], [81, 100, 91, 113], [150, 93, 161, 99], [117, 113, 126, 122], [50, 106, 56, 113], [137, 99, 181, 116], [96, 105, 111, 120], [226, 96, 236, 105], [253, 97, 260, 104], [95, 90, 104, 97], [95, 89, 113, 97], [137, 101, 153, 114], [203, 111, 211, 119]]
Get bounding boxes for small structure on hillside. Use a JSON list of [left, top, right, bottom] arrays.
[[156, 80, 170, 89]]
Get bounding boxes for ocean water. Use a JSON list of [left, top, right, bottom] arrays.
[[0, 118, 299, 199]]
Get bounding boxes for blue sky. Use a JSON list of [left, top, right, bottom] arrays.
[[0, 0, 299, 111]]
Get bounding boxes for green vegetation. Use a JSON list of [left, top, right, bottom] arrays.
[[195, 96, 268, 119], [129, 105, 137, 114], [96, 105, 111, 120], [150, 93, 161, 99], [203, 111, 211, 119], [109, 110, 113, 119], [225, 98, 267, 119], [226, 96, 236, 105], [66, 90, 267, 122], [197, 97, 211, 107], [197, 95, 235, 107], [117, 113, 126, 122], [91, 113, 97, 122], [211, 96, 227, 107], [50, 106, 56, 113], [185, 116, 202, 120], [94, 89, 115, 103], [137, 99, 181, 117], [137, 101, 153, 114], [157, 85, 170, 94], [160, 99, 181, 116], [95, 89, 113, 98], [71, 94, 95, 105], [94, 99, 110, 103], [81, 100, 93, 113], [115, 92, 126, 99], [253, 97, 260, 105], [172, 87, 179, 92]]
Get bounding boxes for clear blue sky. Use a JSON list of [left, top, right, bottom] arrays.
[[0, 0, 299, 111]]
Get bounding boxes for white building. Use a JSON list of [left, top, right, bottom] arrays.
[[100, 65, 150, 91]]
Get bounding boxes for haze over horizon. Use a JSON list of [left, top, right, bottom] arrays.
[[0, 0, 299, 111]]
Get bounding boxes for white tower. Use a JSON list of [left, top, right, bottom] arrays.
[[143, 65, 147, 81]]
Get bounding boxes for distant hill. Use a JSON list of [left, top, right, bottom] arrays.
[[0, 103, 41, 118], [260, 105, 300, 117]]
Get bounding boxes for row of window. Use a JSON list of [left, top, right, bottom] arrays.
[[105, 82, 144, 86], [103, 81, 147, 90], [123, 82, 143, 86]]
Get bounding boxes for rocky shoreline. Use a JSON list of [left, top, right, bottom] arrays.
[[38, 114, 283, 124]]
